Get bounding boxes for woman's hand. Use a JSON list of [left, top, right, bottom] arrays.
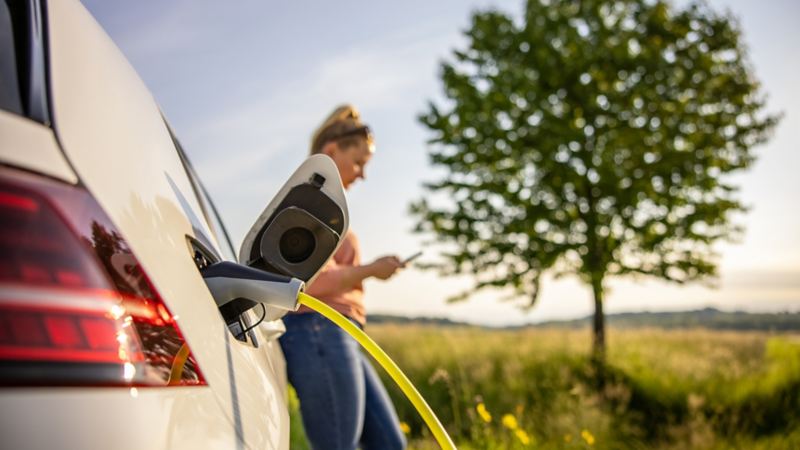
[[368, 256, 405, 280]]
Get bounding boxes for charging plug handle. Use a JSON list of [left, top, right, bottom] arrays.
[[201, 261, 304, 312]]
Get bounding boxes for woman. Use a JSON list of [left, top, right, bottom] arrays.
[[279, 105, 407, 450]]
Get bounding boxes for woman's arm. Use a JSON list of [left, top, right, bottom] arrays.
[[306, 256, 404, 297]]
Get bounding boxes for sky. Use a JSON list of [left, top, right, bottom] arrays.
[[82, 0, 799, 326]]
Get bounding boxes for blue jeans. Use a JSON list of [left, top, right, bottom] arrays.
[[280, 313, 406, 450]]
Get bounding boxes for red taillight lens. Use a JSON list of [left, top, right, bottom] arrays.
[[0, 166, 205, 387]]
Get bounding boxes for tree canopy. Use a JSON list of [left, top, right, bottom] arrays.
[[413, 0, 779, 354]]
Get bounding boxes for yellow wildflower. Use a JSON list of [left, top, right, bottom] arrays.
[[515, 429, 532, 445], [501, 414, 518, 430], [581, 429, 595, 446], [476, 402, 492, 423], [399, 422, 411, 434]]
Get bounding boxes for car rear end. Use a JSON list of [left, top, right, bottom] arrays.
[[0, 1, 289, 449]]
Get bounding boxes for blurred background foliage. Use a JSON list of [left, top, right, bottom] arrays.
[[291, 325, 800, 449]]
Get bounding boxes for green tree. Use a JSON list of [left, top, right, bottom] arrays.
[[413, 0, 779, 360]]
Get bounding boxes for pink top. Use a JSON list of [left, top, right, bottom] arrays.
[[296, 230, 366, 325]]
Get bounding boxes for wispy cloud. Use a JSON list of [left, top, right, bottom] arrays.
[[187, 23, 458, 187]]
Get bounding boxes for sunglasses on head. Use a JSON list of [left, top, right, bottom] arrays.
[[332, 125, 372, 141]]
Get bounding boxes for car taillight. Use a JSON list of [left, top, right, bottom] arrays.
[[0, 166, 205, 387]]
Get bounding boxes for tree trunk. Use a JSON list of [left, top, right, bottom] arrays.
[[591, 274, 605, 364]]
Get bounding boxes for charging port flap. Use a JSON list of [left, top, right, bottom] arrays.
[[239, 154, 349, 286]]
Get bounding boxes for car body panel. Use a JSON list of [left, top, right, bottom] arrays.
[[0, 388, 233, 450], [0, 109, 77, 184]]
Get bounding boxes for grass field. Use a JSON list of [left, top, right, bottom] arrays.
[[289, 326, 800, 449]]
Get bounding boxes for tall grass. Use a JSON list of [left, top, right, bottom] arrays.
[[289, 327, 800, 449]]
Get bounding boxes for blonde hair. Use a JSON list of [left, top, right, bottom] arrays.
[[310, 104, 374, 155]]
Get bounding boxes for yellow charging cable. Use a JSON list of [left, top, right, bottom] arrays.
[[298, 293, 457, 450], [168, 343, 190, 385]]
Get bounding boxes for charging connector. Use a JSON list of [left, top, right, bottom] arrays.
[[201, 261, 304, 320]]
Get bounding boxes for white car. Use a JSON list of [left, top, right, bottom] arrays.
[[0, 1, 349, 449]]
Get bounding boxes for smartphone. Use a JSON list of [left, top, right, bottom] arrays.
[[402, 251, 423, 265]]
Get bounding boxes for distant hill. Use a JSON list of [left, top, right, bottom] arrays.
[[535, 307, 800, 331], [368, 314, 466, 327], [368, 307, 800, 331]]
